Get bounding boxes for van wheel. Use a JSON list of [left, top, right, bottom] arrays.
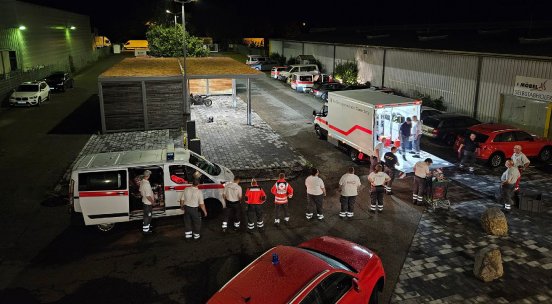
[[350, 149, 360, 163], [315, 125, 326, 140], [489, 152, 504, 168], [538, 147, 552, 162], [97, 223, 115, 232]]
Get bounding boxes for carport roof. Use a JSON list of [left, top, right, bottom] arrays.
[[99, 56, 264, 81]]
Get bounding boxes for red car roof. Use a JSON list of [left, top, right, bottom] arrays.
[[208, 245, 331, 304], [469, 123, 519, 133]]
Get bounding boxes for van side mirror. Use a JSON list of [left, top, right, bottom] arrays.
[[352, 278, 361, 292]]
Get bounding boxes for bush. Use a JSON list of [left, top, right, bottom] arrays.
[[269, 53, 286, 65], [146, 24, 209, 57], [413, 91, 447, 111], [333, 61, 358, 85]]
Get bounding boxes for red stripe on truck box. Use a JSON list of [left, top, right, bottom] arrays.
[[165, 184, 225, 191], [329, 124, 373, 136], [80, 191, 129, 197]]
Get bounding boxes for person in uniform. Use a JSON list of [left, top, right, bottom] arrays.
[[139, 170, 155, 235], [222, 176, 242, 233], [511, 145, 530, 191], [413, 158, 433, 206], [179, 179, 207, 240], [338, 167, 361, 218], [305, 168, 326, 220], [384, 146, 399, 195], [244, 179, 267, 232], [500, 159, 520, 211], [458, 133, 479, 173], [368, 164, 390, 212], [271, 173, 294, 226]]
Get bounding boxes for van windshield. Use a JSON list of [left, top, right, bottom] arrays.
[[302, 66, 317, 72], [189, 153, 221, 176]]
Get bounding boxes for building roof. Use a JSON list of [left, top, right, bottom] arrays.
[[99, 56, 264, 81], [330, 89, 420, 106]]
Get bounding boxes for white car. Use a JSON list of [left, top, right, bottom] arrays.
[[9, 81, 50, 107]]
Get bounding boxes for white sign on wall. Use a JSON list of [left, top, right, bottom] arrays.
[[514, 76, 552, 102]]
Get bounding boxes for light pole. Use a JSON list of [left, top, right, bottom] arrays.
[[173, 0, 196, 117], [165, 10, 180, 27]]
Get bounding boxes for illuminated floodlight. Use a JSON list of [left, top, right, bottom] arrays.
[[70, 26, 76, 30], [19, 25, 26, 30]]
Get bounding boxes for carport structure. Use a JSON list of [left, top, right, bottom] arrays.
[[98, 57, 263, 133]]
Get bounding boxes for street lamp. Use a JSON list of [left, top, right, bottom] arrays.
[[165, 10, 181, 27], [173, 0, 196, 117]]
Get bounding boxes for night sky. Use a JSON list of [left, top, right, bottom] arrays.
[[23, 0, 550, 42]]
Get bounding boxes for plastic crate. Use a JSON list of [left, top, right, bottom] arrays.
[[519, 191, 543, 213]]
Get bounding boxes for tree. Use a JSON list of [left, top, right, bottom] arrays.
[[334, 61, 358, 85], [146, 24, 209, 57]]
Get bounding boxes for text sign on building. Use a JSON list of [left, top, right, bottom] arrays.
[[514, 76, 552, 102]]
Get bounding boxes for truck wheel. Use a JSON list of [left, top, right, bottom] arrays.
[[97, 223, 115, 232], [315, 125, 326, 140], [489, 152, 504, 168], [538, 147, 552, 162], [350, 149, 360, 163]]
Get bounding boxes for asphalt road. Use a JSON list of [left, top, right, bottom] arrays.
[[2, 57, 549, 304]]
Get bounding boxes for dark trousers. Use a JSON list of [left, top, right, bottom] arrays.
[[247, 204, 264, 229], [222, 201, 241, 229], [501, 183, 515, 209], [460, 150, 476, 169], [370, 186, 385, 210], [401, 135, 411, 153], [412, 176, 426, 204], [274, 203, 289, 221], [306, 194, 324, 217], [339, 196, 356, 217], [142, 203, 153, 232], [183, 205, 201, 238], [384, 167, 396, 192]]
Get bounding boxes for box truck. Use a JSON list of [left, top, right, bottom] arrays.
[[95, 36, 111, 48], [312, 89, 452, 173]]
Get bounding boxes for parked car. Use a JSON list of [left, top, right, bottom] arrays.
[[44, 71, 74, 92], [250, 60, 278, 71], [207, 236, 385, 304], [270, 66, 288, 79], [278, 64, 319, 82], [421, 106, 443, 120], [422, 113, 481, 145], [246, 55, 268, 65], [311, 82, 346, 100], [454, 123, 552, 167], [290, 72, 315, 93], [9, 81, 50, 107]]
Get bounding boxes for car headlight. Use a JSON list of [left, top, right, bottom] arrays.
[[30, 96, 37, 99]]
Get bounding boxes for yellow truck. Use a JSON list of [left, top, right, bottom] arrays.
[[123, 40, 149, 50], [95, 36, 111, 48]]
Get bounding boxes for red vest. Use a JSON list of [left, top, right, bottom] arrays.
[[245, 186, 266, 205], [271, 179, 294, 205]]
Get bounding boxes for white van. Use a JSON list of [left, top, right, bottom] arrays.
[[278, 64, 319, 82], [246, 55, 268, 65], [290, 72, 315, 92], [69, 148, 234, 232]]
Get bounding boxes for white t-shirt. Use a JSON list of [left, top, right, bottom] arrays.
[[139, 179, 153, 205], [179, 186, 204, 208], [368, 172, 390, 186], [414, 161, 430, 178], [512, 152, 530, 168], [374, 142, 384, 160], [223, 182, 242, 202], [412, 120, 422, 137], [339, 173, 361, 196], [501, 167, 520, 184], [305, 175, 325, 195]]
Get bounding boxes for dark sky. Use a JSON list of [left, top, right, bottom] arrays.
[[24, 0, 550, 42]]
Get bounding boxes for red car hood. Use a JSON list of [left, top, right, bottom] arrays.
[[299, 236, 376, 273]]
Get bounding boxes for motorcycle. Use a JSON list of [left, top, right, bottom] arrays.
[[190, 94, 213, 107]]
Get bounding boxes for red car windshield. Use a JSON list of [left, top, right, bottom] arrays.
[[300, 248, 354, 272]]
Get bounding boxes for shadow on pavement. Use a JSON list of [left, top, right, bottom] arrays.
[[48, 94, 101, 134]]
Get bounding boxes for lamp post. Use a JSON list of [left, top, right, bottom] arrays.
[[173, 0, 196, 117], [165, 10, 180, 27]]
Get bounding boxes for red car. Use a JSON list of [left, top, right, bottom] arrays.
[[208, 236, 385, 304], [454, 123, 552, 167]]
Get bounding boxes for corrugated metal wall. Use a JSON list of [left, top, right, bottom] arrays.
[[356, 47, 384, 87], [304, 43, 333, 73], [385, 50, 479, 115], [477, 57, 552, 122], [269, 40, 283, 56], [335, 46, 356, 65]]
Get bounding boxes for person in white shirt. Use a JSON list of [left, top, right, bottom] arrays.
[[412, 158, 433, 205], [511, 145, 530, 191], [500, 159, 520, 211], [368, 164, 391, 212], [179, 179, 207, 240], [305, 168, 326, 220], [411, 115, 422, 158], [370, 136, 385, 172], [339, 167, 361, 218], [139, 170, 155, 234], [221, 176, 242, 233]]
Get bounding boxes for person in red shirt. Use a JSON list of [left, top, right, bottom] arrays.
[[271, 172, 294, 227], [245, 179, 267, 232]]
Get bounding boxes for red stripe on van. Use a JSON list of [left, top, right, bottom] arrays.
[[165, 184, 224, 191], [80, 191, 128, 197]]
